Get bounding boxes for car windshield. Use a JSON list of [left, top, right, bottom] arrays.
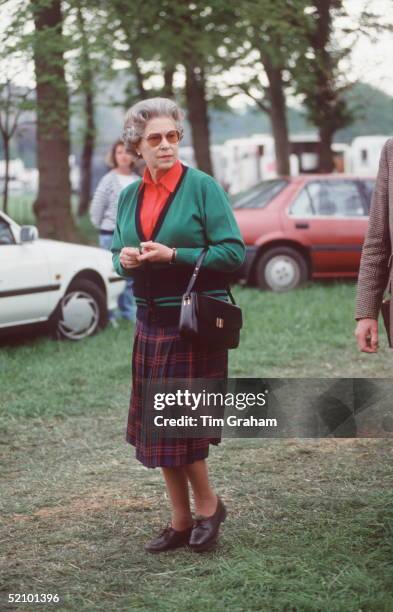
[[231, 179, 289, 209]]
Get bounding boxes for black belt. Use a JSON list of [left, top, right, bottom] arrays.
[[136, 305, 181, 326], [99, 229, 114, 235]]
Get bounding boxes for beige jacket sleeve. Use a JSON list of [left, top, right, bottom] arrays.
[[355, 139, 391, 320]]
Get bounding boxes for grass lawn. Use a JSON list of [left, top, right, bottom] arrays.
[[3, 193, 99, 246], [1, 284, 393, 611], [1, 195, 392, 610]]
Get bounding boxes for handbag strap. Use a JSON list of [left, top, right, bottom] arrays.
[[185, 248, 208, 294], [227, 286, 236, 305], [185, 247, 237, 305]]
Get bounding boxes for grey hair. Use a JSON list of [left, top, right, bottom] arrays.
[[122, 97, 184, 156]]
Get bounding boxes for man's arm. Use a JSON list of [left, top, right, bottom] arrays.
[[355, 139, 391, 320]]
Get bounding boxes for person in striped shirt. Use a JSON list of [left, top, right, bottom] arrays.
[[90, 140, 140, 323]]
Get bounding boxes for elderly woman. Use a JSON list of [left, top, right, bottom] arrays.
[[111, 97, 245, 553], [90, 139, 140, 322]]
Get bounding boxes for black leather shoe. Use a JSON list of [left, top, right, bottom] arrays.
[[189, 496, 227, 552], [144, 523, 193, 554]]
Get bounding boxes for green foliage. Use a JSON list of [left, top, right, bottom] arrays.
[[2, 1, 393, 169], [336, 83, 393, 142], [291, 1, 356, 136], [215, 0, 310, 109]]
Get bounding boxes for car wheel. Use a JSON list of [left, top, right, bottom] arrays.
[[51, 279, 108, 340], [256, 247, 308, 292]]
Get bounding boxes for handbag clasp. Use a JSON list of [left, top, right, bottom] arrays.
[[216, 317, 224, 328]]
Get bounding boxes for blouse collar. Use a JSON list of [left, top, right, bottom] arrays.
[[141, 159, 183, 192]]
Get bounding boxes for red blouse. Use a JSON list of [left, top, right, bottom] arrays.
[[139, 159, 183, 240]]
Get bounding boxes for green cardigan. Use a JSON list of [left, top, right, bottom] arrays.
[[111, 164, 245, 310]]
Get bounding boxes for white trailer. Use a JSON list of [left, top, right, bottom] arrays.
[[0, 159, 26, 191], [220, 134, 292, 193], [178, 145, 225, 185], [221, 133, 349, 195], [0, 156, 79, 193], [180, 133, 390, 196], [346, 135, 392, 175]]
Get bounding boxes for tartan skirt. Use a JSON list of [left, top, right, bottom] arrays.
[[126, 312, 228, 468]]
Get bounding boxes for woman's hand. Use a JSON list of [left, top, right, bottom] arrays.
[[137, 241, 173, 263], [120, 247, 142, 269], [355, 318, 379, 353]]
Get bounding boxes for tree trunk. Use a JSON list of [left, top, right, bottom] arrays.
[[184, 62, 213, 176], [262, 53, 290, 175], [78, 88, 95, 216], [2, 136, 9, 214], [163, 65, 175, 98], [318, 125, 335, 172], [32, 0, 76, 240], [77, 5, 96, 217], [132, 55, 148, 99], [307, 0, 339, 173]]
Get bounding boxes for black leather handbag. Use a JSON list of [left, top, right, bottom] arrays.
[[179, 249, 243, 349]]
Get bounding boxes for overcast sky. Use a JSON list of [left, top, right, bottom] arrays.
[[342, 0, 393, 97]]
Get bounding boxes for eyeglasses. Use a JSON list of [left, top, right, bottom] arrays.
[[142, 130, 181, 148]]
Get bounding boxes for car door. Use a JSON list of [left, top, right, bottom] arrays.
[[284, 179, 368, 275], [0, 219, 53, 327], [358, 179, 376, 215]]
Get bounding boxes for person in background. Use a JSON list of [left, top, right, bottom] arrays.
[[90, 140, 140, 323], [355, 138, 393, 352]]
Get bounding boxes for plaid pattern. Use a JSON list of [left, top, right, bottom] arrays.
[[355, 138, 393, 325], [126, 316, 228, 468]]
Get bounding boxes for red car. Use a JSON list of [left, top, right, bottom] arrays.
[[232, 174, 375, 291]]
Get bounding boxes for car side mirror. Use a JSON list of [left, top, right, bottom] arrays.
[[20, 225, 39, 242]]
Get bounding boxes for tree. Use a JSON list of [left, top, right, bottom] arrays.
[[294, 0, 355, 171], [295, 0, 392, 172], [66, 0, 127, 217], [220, 0, 310, 176], [101, 0, 236, 176], [31, 0, 76, 239], [184, 62, 213, 175], [74, 2, 96, 217], [101, 0, 157, 104], [0, 78, 32, 213], [152, 1, 240, 176]]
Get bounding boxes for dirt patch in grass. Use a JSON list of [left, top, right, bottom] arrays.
[[1, 413, 392, 611], [10, 491, 155, 522]]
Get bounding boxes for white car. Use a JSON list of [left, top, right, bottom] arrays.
[[0, 211, 125, 340]]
